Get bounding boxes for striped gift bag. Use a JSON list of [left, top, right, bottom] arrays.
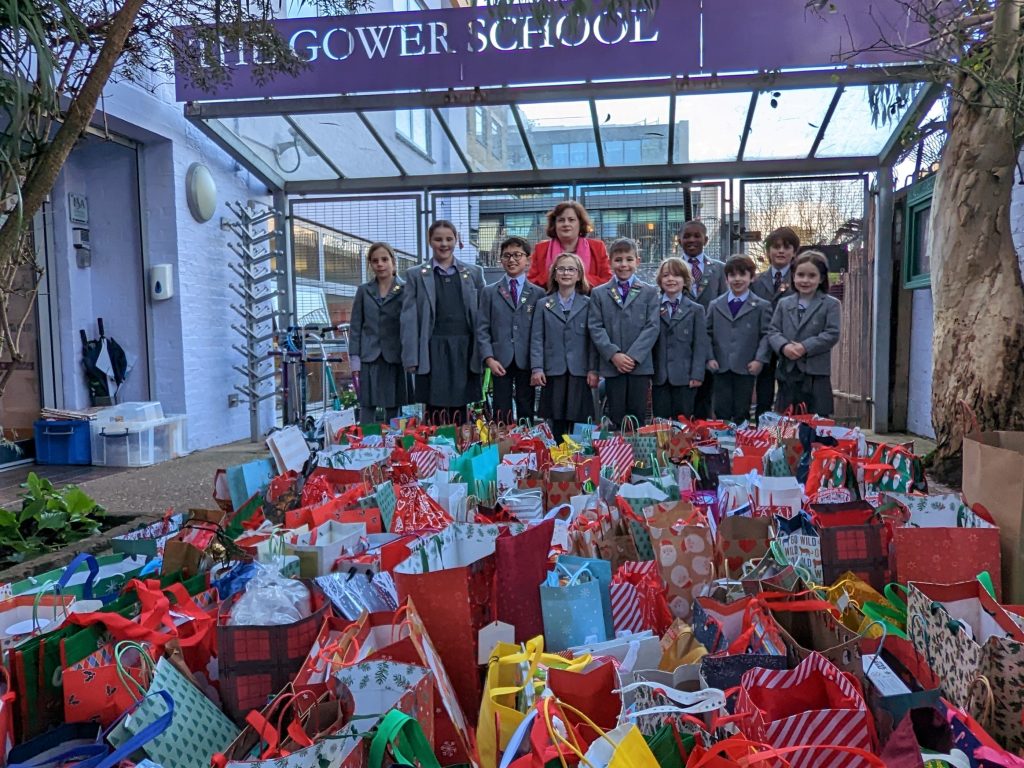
[[609, 562, 671, 636], [736, 652, 876, 768]]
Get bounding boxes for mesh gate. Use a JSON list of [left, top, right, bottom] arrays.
[[740, 175, 872, 425]]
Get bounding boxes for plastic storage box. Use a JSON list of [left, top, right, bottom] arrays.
[[89, 402, 188, 467], [34, 419, 92, 465]]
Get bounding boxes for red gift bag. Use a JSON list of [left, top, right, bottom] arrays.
[[547, 659, 622, 730], [736, 652, 876, 767], [284, 483, 365, 529], [63, 641, 158, 726], [391, 484, 452, 533], [609, 561, 673, 637], [495, 520, 554, 642], [593, 437, 635, 483]]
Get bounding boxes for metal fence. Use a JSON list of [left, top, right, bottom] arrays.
[[740, 175, 872, 425]]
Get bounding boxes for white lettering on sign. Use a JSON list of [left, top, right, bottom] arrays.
[[356, 25, 398, 59], [192, 7, 663, 70]]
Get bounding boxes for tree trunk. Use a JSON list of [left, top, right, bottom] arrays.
[[929, 80, 1024, 482]]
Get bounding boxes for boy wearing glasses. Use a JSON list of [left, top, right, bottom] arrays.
[[478, 236, 544, 422]]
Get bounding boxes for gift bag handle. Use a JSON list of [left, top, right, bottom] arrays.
[[368, 709, 441, 768], [55, 552, 100, 600]]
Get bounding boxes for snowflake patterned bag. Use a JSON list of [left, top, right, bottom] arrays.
[[907, 580, 1024, 753]]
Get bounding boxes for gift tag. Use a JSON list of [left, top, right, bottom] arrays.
[[862, 654, 912, 697], [478, 621, 515, 664], [836, 589, 851, 613], [552, 519, 570, 551]]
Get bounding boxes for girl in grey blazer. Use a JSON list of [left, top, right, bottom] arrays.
[[349, 242, 411, 423], [400, 220, 485, 425], [767, 250, 842, 417], [530, 253, 599, 440]]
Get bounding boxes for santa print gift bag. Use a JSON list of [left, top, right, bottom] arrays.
[[735, 652, 876, 768]]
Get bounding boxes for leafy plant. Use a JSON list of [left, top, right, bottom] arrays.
[[0, 473, 106, 567]]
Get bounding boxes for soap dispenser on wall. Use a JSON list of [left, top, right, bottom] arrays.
[[149, 264, 174, 301]]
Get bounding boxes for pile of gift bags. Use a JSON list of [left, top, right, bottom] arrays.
[[2, 410, 1024, 768]]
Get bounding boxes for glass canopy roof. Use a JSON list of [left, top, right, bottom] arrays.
[[191, 79, 933, 193]]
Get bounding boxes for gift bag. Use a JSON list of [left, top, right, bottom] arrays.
[[216, 580, 330, 722], [106, 656, 239, 768], [752, 476, 802, 520], [609, 562, 672, 637], [656, 619, 708, 672], [884, 492, 1001, 594], [810, 501, 891, 590], [393, 523, 528, 719], [110, 516, 188, 561], [62, 640, 159, 726], [865, 443, 927, 494], [775, 512, 823, 584], [478, 636, 592, 768], [714, 516, 772, 580], [555, 555, 613, 640], [647, 506, 715, 622], [450, 443, 500, 501], [594, 437, 635, 484], [907, 580, 1024, 751], [961, 401, 1024, 603], [392, 483, 453, 533], [735, 652, 875, 766], [496, 520, 555, 642], [541, 561, 609, 652], [284, 520, 367, 577]]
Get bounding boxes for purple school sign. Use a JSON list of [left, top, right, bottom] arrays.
[[175, 0, 926, 102]]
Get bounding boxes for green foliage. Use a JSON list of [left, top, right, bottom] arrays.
[[0, 472, 106, 567]]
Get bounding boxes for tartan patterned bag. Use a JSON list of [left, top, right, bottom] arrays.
[[216, 581, 330, 722], [809, 500, 892, 590]]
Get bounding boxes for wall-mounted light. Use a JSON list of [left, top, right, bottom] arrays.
[[185, 163, 217, 223]]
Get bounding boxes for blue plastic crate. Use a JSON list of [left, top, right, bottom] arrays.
[[34, 419, 92, 465]]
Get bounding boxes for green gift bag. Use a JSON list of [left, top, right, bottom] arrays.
[[361, 479, 397, 531], [646, 724, 694, 768], [107, 655, 240, 768], [449, 443, 499, 501], [7, 571, 207, 741], [0, 552, 146, 603]]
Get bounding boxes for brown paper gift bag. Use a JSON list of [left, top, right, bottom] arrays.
[[657, 619, 708, 671], [961, 401, 1024, 603], [646, 503, 714, 621]]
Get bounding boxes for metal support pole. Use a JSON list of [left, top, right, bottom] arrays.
[[871, 167, 895, 433]]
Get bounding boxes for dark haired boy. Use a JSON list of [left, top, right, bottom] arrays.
[[477, 236, 543, 422], [588, 237, 660, 427], [706, 254, 772, 424], [751, 226, 799, 417], [679, 220, 726, 418]]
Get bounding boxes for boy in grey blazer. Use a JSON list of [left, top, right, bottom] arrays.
[[651, 257, 710, 419], [706, 254, 772, 424], [767, 250, 841, 417], [751, 226, 799, 418], [588, 238, 660, 428], [679, 220, 727, 419], [477, 236, 544, 423]]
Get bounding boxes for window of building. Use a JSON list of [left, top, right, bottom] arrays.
[[490, 117, 502, 160], [396, 110, 429, 154], [393, 0, 426, 10], [474, 107, 487, 147], [293, 225, 320, 280], [903, 174, 933, 289]]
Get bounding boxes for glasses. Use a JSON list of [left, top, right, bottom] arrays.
[[501, 252, 528, 261], [555, 266, 579, 274]]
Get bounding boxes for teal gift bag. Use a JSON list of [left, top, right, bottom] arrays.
[[540, 561, 608, 652], [555, 555, 613, 639], [449, 443, 499, 502]]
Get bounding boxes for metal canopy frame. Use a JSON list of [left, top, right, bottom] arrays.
[[184, 64, 941, 195]]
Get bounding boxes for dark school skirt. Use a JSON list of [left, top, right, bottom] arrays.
[[359, 359, 411, 410], [415, 334, 482, 408], [539, 373, 595, 423]]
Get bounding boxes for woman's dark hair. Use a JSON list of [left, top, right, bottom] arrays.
[[792, 249, 830, 293], [545, 200, 593, 240]]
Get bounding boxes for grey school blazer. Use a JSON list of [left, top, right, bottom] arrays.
[[349, 278, 405, 365], [400, 259, 485, 375], [692, 257, 728, 310], [477, 278, 544, 369], [652, 298, 710, 386], [530, 294, 597, 376], [767, 292, 842, 377], [750, 269, 792, 306], [588, 279, 660, 378], [706, 293, 772, 375]]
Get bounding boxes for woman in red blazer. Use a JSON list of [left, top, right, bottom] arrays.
[[526, 200, 612, 289]]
